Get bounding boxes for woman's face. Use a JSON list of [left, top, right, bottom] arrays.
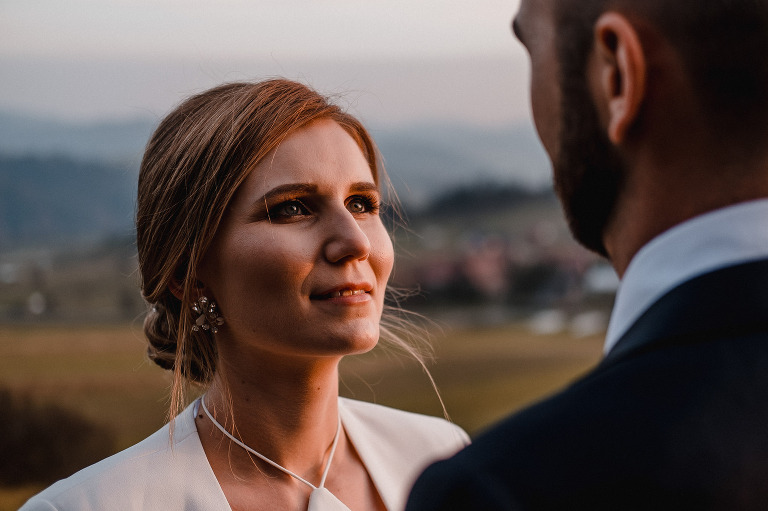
[[198, 119, 394, 362]]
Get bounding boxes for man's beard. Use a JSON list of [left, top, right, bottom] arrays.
[[553, 68, 625, 257]]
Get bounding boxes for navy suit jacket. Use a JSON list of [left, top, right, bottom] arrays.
[[407, 258, 768, 510]]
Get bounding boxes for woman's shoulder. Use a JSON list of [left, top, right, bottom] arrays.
[[19, 401, 225, 511], [338, 397, 470, 448]]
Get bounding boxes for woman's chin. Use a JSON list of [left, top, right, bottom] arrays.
[[324, 326, 380, 357], [347, 337, 380, 356]]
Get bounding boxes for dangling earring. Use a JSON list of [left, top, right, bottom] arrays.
[[191, 296, 225, 334]]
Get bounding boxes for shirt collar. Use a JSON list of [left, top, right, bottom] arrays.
[[604, 199, 768, 354]]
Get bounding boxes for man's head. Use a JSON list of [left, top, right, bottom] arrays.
[[514, 0, 768, 257]]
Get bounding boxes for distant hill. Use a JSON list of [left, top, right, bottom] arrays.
[[0, 111, 555, 252], [0, 112, 155, 163], [375, 122, 550, 204], [0, 155, 136, 249], [416, 182, 555, 219], [0, 111, 551, 198]]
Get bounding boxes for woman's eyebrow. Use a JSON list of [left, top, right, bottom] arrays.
[[253, 181, 378, 206], [255, 183, 318, 204], [349, 182, 379, 194]]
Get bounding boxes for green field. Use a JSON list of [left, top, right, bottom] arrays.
[[1, 322, 603, 509]]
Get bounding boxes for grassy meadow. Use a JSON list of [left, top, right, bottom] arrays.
[[1, 321, 603, 509]]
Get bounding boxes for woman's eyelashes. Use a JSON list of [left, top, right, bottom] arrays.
[[260, 193, 381, 222], [346, 194, 380, 215], [254, 198, 310, 222], [273, 199, 310, 219]]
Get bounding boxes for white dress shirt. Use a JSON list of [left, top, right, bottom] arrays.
[[605, 199, 768, 354]]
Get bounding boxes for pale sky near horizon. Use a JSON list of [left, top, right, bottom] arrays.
[[0, 0, 531, 126]]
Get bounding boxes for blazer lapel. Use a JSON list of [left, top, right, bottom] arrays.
[[339, 400, 404, 511]]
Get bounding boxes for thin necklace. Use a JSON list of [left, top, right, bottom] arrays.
[[200, 396, 350, 511]]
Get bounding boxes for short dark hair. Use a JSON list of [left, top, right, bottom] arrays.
[[554, 0, 768, 146]]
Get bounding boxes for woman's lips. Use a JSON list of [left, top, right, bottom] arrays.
[[320, 289, 367, 299], [311, 286, 372, 302]]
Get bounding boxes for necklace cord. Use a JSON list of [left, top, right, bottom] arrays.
[[200, 396, 341, 490]]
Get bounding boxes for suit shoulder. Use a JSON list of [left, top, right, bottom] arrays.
[[426, 360, 638, 480]]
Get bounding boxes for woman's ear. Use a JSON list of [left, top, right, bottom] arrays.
[[168, 263, 206, 301], [592, 12, 647, 144], [168, 279, 185, 301]]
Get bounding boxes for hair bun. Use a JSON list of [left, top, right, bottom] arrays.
[[143, 301, 216, 384], [143, 303, 178, 371]]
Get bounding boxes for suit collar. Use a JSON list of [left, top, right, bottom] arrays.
[[605, 200, 768, 353], [604, 258, 768, 365]]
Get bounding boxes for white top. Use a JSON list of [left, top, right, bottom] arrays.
[[20, 398, 469, 511], [605, 199, 768, 354]]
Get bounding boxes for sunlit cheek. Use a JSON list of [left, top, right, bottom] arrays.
[[367, 226, 394, 314], [374, 230, 395, 282]]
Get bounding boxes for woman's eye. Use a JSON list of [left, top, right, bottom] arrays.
[[273, 200, 309, 218], [347, 196, 379, 214], [348, 199, 366, 213]]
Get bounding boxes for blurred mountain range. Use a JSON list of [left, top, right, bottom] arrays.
[[0, 112, 616, 326], [0, 111, 553, 251], [0, 154, 136, 250], [0, 112, 151, 165]]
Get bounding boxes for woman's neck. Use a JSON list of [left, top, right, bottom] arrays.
[[200, 354, 342, 477], [194, 352, 386, 511]]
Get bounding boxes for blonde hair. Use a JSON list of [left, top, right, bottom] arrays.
[[136, 79, 438, 421]]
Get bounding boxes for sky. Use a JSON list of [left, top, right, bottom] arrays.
[[0, 0, 531, 126]]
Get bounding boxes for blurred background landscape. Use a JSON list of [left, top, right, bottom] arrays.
[[0, 112, 617, 327], [0, 0, 618, 508], [0, 110, 616, 510]]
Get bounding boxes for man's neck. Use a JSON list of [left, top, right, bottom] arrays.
[[604, 199, 768, 353], [603, 152, 768, 277]]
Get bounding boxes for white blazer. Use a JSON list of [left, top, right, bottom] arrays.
[[21, 398, 469, 511]]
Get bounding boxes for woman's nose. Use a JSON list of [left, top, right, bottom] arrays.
[[323, 210, 371, 263]]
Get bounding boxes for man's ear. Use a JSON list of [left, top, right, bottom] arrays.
[[592, 12, 647, 144]]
